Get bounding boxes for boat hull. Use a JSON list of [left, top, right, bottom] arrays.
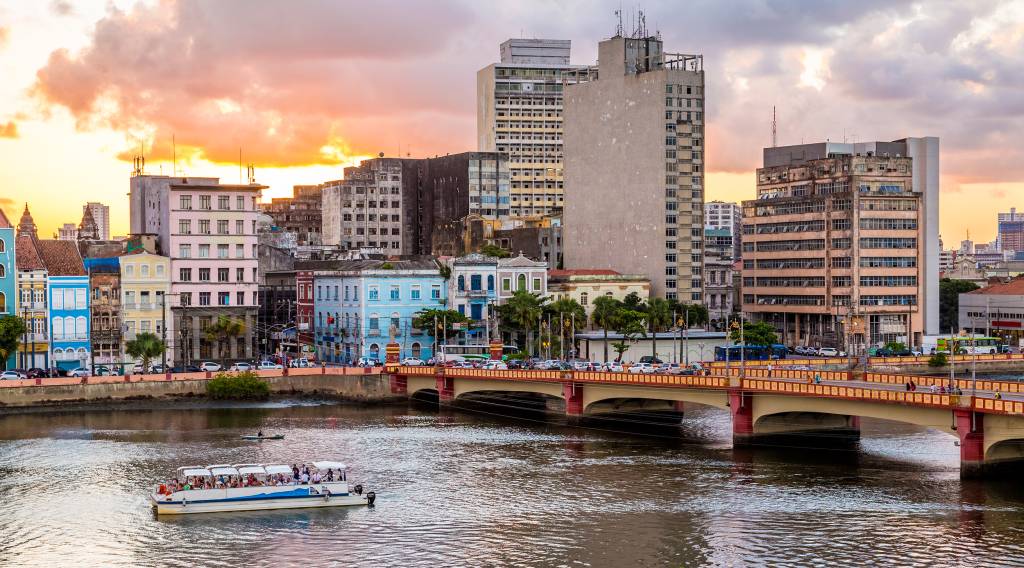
[[153, 493, 370, 514], [151, 483, 372, 515]]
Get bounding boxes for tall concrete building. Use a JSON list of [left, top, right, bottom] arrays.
[[477, 39, 588, 217], [260, 185, 323, 247], [321, 152, 509, 255], [740, 138, 940, 351], [997, 208, 1024, 253], [563, 35, 706, 301], [129, 175, 266, 364], [705, 201, 743, 259], [83, 202, 110, 240]]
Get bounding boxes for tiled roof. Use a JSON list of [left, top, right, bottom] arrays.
[[37, 240, 86, 276], [967, 277, 1024, 295], [549, 269, 621, 277], [15, 235, 44, 270], [0, 208, 11, 229]]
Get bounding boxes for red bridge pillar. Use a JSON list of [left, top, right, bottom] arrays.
[[489, 340, 504, 361], [389, 374, 407, 395], [436, 375, 455, 404], [563, 382, 583, 424], [955, 408, 985, 478], [729, 389, 754, 446]]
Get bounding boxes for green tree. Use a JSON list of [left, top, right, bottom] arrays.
[[0, 316, 27, 371], [412, 308, 470, 342], [591, 296, 621, 362], [546, 298, 586, 359], [622, 291, 646, 311], [646, 297, 672, 360], [436, 262, 452, 307], [125, 332, 166, 372], [729, 321, 779, 347], [612, 308, 647, 361], [204, 316, 246, 364], [496, 290, 547, 355], [479, 243, 511, 258], [940, 278, 979, 332]]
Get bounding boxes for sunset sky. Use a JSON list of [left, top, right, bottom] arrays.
[[0, 0, 1022, 244]]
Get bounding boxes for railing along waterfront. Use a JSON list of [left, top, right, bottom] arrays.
[[741, 378, 954, 409], [0, 366, 382, 389], [864, 372, 1024, 394]]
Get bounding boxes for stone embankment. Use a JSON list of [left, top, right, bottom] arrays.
[[0, 368, 400, 409]]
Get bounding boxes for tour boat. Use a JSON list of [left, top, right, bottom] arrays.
[[240, 434, 285, 440], [151, 461, 375, 515]]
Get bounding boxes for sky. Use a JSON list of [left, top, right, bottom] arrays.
[[0, 0, 1022, 244]]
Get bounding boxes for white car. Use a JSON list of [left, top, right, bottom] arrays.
[[200, 362, 222, 372], [481, 360, 508, 370], [69, 367, 90, 378], [818, 347, 839, 357], [401, 357, 426, 366], [289, 358, 313, 368], [257, 361, 283, 370], [604, 362, 624, 373], [0, 370, 25, 380], [628, 362, 656, 374], [229, 362, 253, 372]]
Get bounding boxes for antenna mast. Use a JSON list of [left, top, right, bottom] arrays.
[[771, 106, 778, 148]]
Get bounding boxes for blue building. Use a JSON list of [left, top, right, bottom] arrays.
[[313, 259, 445, 363], [0, 210, 15, 369], [39, 241, 89, 371], [447, 253, 498, 341]]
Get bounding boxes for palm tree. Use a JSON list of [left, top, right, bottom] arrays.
[[646, 297, 672, 361], [125, 332, 166, 372], [436, 262, 452, 308], [497, 290, 547, 356], [205, 316, 245, 364], [591, 296, 621, 363], [546, 298, 586, 359]]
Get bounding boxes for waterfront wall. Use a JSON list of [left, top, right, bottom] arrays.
[[0, 370, 397, 408]]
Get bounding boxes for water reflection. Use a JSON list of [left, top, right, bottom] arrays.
[[0, 401, 1022, 566]]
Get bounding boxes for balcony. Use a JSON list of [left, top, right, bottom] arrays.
[[462, 289, 492, 298]]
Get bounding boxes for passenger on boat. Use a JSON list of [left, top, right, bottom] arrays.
[[325, 469, 334, 482], [311, 471, 322, 483], [300, 470, 310, 484], [292, 464, 300, 479]]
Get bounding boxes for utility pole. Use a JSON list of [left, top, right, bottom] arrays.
[[161, 292, 167, 370], [672, 309, 677, 364], [685, 308, 690, 366], [949, 325, 956, 391]]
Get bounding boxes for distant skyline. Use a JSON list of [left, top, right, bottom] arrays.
[[0, 0, 1022, 242]]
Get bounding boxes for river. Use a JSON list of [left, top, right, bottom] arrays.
[[0, 400, 1023, 567]]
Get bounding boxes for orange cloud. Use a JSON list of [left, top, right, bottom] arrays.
[[0, 121, 17, 138], [33, 0, 476, 166], [0, 26, 8, 49]]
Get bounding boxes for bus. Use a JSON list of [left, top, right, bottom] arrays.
[[714, 344, 788, 362], [935, 336, 1005, 355], [437, 344, 520, 362]]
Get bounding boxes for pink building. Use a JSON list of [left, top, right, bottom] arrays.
[[130, 175, 266, 364]]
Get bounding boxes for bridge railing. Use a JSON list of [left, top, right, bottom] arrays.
[[722, 367, 849, 381], [742, 378, 954, 409], [864, 372, 1024, 394], [973, 397, 1024, 415]]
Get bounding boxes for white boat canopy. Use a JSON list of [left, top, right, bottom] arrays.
[[313, 461, 347, 471], [263, 464, 293, 475], [178, 467, 213, 478], [236, 465, 267, 476], [209, 466, 240, 477]]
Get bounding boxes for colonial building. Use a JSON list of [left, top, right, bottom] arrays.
[[84, 256, 121, 368], [547, 269, 650, 326], [120, 251, 172, 367], [447, 254, 499, 341], [0, 209, 14, 368], [15, 205, 48, 368], [497, 253, 548, 303]]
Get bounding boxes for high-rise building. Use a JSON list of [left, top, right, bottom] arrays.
[[57, 223, 78, 241], [84, 202, 110, 240], [740, 138, 940, 350], [129, 175, 265, 365], [477, 39, 587, 217], [997, 208, 1024, 253], [320, 152, 509, 256], [259, 185, 323, 247], [705, 201, 743, 259], [563, 34, 706, 301]]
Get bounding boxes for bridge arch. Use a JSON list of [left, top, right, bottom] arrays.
[[582, 384, 729, 415], [750, 393, 957, 436]]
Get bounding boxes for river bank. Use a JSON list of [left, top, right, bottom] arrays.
[[0, 373, 402, 411]]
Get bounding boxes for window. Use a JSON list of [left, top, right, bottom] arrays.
[[860, 237, 917, 249], [502, 278, 511, 291], [487, 275, 495, 291], [217, 220, 229, 234], [457, 275, 465, 291], [124, 264, 134, 277], [199, 195, 211, 210], [178, 219, 191, 234], [199, 219, 210, 234], [369, 287, 379, 301], [236, 291, 245, 306], [156, 264, 165, 277], [218, 268, 229, 282], [180, 292, 192, 306], [236, 220, 244, 235], [236, 244, 244, 258], [532, 278, 541, 291], [236, 268, 244, 282], [218, 292, 230, 306], [198, 244, 210, 258], [218, 195, 230, 210], [390, 286, 400, 300], [178, 244, 191, 258], [179, 268, 192, 282], [199, 268, 210, 282], [236, 196, 245, 210], [180, 195, 192, 209], [391, 312, 400, 331], [76, 316, 87, 338], [218, 244, 229, 258], [411, 286, 421, 300], [431, 286, 441, 300], [470, 274, 481, 291]]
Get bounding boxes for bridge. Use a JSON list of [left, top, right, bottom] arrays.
[[387, 364, 1024, 478]]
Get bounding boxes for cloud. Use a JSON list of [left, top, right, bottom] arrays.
[[0, 26, 8, 49], [0, 121, 17, 138]]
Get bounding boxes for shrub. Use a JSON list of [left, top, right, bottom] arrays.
[[928, 352, 948, 368], [206, 371, 271, 400]]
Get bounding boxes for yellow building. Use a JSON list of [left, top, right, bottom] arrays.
[[548, 269, 650, 327], [120, 251, 172, 367]]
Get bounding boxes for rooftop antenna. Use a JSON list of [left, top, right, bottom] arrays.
[[771, 106, 777, 148], [615, 6, 623, 36]]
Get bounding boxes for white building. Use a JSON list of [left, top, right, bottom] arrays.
[[56, 223, 78, 241], [497, 253, 548, 302], [84, 202, 110, 240], [705, 201, 742, 259], [477, 38, 588, 217]]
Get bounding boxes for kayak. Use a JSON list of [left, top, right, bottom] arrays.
[[241, 434, 285, 440]]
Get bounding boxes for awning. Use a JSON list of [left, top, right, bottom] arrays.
[[312, 461, 347, 471]]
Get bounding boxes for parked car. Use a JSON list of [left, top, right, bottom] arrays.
[[659, 362, 682, 374], [481, 360, 508, 370], [257, 361, 283, 370], [150, 364, 168, 373], [604, 361, 624, 373], [401, 357, 426, 366], [506, 359, 526, 370], [289, 358, 313, 368], [170, 365, 202, 373], [69, 367, 90, 378], [818, 347, 839, 357], [356, 357, 380, 367], [200, 362, 222, 372], [229, 362, 253, 372], [628, 362, 656, 374], [638, 356, 664, 365], [92, 366, 113, 376], [0, 370, 26, 380]]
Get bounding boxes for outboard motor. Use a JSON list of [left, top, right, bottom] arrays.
[[353, 484, 363, 495], [366, 491, 376, 506]]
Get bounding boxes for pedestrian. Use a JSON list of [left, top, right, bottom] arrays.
[[905, 381, 911, 391], [995, 391, 1003, 400], [814, 373, 821, 384], [767, 363, 773, 378]]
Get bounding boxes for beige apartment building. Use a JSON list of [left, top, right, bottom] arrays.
[[548, 269, 650, 326], [741, 139, 940, 351], [477, 39, 587, 218], [563, 34, 705, 302], [120, 251, 172, 367]]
